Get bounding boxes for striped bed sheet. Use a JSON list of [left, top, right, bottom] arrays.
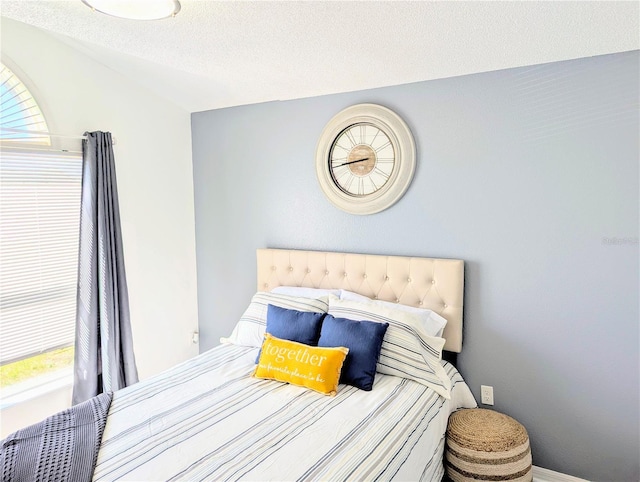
[[93, 344, 476, 482]]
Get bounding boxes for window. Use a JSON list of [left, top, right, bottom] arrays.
[[0, 63, 81, 389], [0, 63, 50, 145]]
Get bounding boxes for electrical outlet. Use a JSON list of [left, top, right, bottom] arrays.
[[480, 385, 494, 405]]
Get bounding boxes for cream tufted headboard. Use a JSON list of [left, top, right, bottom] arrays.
[[257, 248, 464, 353]]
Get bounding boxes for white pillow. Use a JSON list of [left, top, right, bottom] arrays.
[[327, 297, 451, 399], [271, 286, 341, 299], [221, 292, 329, 348], [339, 290, 448, 337]]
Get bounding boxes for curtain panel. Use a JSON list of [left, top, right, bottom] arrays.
[[73, 131, 138, 405]]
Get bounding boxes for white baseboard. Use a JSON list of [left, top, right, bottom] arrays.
[[533, 466, 588, 482]]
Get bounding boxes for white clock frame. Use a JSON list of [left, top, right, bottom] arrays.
[[315, 103, 416, 215]]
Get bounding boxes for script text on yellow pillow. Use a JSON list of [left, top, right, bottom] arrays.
[[253, 334, 348, 396]]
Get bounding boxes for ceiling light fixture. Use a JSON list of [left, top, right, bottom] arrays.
[[82, 0, 181, 20]]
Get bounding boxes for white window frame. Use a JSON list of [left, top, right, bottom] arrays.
[[0, 61, 82, 400]]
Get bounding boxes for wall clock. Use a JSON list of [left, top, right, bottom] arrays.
[[315, 103, 416, 215]]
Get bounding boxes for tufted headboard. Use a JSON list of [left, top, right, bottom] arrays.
[[256, 248, 464, 353]]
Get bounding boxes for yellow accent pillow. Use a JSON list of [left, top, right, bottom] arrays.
[[253, 334, 349, 396]]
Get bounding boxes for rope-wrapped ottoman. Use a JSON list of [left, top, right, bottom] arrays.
[[445, 408, 532, 482]]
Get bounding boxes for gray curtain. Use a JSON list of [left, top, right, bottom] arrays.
[[72, 131, 138, 405]]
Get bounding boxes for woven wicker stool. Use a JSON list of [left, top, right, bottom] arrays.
[[445, 408, 532, 482]]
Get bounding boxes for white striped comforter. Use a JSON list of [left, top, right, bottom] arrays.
[[93, 344, 476, 482]]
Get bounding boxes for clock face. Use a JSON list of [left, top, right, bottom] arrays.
[[329, 123, 395, 197]]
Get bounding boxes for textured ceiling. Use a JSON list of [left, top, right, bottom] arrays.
[[1, 1, 638, 113]]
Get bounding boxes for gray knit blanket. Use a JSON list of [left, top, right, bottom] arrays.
[[0, 392, 113, 482]]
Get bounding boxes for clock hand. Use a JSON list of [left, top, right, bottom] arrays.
[[336, 157, 369, 167]]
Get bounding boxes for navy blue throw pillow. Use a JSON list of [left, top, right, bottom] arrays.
[[255, 305, 326, 363], [317, 314, 388, 391]]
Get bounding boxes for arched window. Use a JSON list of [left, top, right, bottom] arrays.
[[0, 62, 80, 388], [1, 63, 51, 145]]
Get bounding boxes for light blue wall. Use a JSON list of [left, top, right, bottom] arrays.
[[191, 51, 639, 480]]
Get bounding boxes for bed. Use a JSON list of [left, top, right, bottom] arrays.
[[2, 248, 477, 482]]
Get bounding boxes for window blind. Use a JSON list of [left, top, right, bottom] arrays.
[[0, 148, 82, 365]]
